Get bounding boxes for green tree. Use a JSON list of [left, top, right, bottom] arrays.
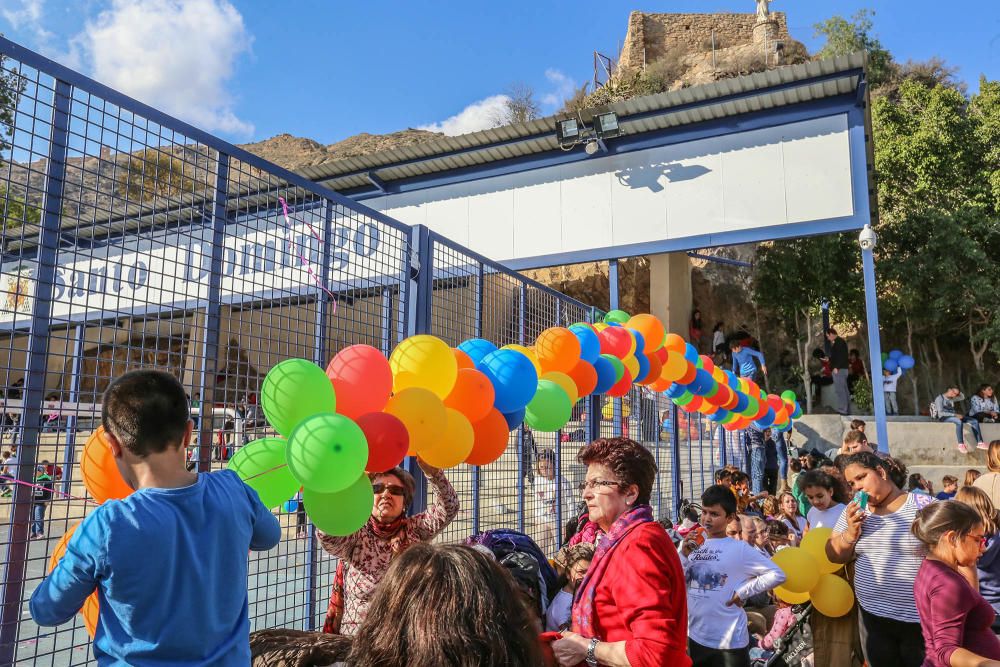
[[0, 43, 25, 158], [753, 234, 863, 412], [813, 10, 894, 86], [117, 149, 197, 203], [0, 185, 41, 230]]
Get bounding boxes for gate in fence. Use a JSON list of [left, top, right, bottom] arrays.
[[0, 37, 730, 665]]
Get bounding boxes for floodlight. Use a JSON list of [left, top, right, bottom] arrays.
[[593, 112, 621, 139], [556, 118, 580, 145]]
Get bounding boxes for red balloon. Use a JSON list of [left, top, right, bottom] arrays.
[[598, 327, 633, 359], [677, 363, 698, 385], [653, 347, 669, 364], [722, 391, 740, 411], [606, 369, 633, 398], [681, 396, 704, 413], [327, 345, 393, 419], [567, 360, 599, 397], [467, 409, 510, 466], [766, 394, 785, 413], [637, 354, 662, 386], [699, 355, 715, 374], [705, 384, 731, 407], [357, 412, 409, 473]]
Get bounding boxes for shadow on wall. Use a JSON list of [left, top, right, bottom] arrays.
[[615, 161, 712, 192]]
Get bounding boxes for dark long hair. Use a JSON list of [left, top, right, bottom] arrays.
[[839, 451, 908, 489], [912, 500, 982, 552], [348, 543, 542, 667]]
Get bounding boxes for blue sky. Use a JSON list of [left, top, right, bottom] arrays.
[[2, 0, 998, 145]]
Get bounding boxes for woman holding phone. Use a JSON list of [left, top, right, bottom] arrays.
[[827, 452, 933, 667]]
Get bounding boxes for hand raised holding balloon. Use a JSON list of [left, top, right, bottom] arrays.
[[416, 457, 440, 477]]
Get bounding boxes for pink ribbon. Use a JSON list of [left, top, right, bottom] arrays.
[[278, 197, 338, 313]]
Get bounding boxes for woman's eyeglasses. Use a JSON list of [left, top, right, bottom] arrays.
[[372, 483, 405, 497], [965, 532, 988, 548], [578, 479, 623, 492]]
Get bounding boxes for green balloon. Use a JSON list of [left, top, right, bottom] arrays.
[[780, 390, 797, 402], [674, 390, 695, 406], [261, 359, 336, 437], [287, 413, 369, 494], [881, 352, 889, 362], [703, 382, 720, 399], [304, 474, 372, 536], [695, 356, 704, 369], [741, 396, 760, 418], [524, 380, 573, 432], [604, 310, 630, 325], [601, 354, 625, 383], [227, 437, 301, 510]]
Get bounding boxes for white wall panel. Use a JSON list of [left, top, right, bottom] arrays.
[[781, 114, 854, 223], [468, 189, 514, 260]]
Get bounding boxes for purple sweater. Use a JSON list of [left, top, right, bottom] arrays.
[[914, 559, 1000, 666]]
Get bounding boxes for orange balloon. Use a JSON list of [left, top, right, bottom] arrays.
[[664, 333, 687, 353], [80, 427, 133, 503], [536, 327, 582, 374], [566, 360, 598, 397], [626, 314, 666, 353], [638, 354, 662, 386], [677, 363, 698, 385], [660, 352, 690, 383], [466, 409, 510, 466], [384, 388, 446, 456], [649, 376, 672, 392], [420, 408, 473, 468], [49, 522, 99, 638], [453, 348, 475, 371], [444, 368, 496, 423]]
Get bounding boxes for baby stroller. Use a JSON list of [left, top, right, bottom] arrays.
[[753, 603, 814, 667]]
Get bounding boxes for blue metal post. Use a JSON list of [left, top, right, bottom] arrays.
[[861, 227, 889, 454], [670, 402, 681, 517], [0, 78, 71, 664], [472, 263, 484, 536], [304, 199, 335, 631], [554, 299, 563, 542], [379, 288, 393, 356], [609, 260, 622, 436], [405, 225, 431, 513], [195, 152, 230, 473], [517, 283, 527, 533], [719, 426, 728, 468], [60, 323, 84, 495]]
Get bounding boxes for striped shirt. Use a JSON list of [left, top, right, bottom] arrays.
[[833, 492, 934, 622]]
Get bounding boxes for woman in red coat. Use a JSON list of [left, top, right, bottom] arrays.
[[552, 437, 690, 667]]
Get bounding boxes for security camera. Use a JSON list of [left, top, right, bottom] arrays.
[[858, 225, 877, 251]]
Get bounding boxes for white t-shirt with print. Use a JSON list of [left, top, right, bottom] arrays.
[[679, 537, 786, 649], [533, 475, 574, 519], [807, 503, 846, 529]]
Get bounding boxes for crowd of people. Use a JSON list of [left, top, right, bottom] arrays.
[[26, 368, 1000, 667]]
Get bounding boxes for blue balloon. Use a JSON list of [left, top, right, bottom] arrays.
[[757, 407, 776, 428], [592, 357, 617, 394], [628, 329, 646, 357], [478, 349, 539, 413], [689, 369, 716, 395], [683, 343, 699, 365], [283, 499, 298, 513], [634, 353, 651, 384], [502, 407, 526, 430], [666, 382, 687, 399], [725, 371, 740, 388], [792, 403, 803, 420], [899, 354, 915, 370], [569, 325, 601, 363], [888, 349, 903, 360], [459, 338, 499, 365], [708, 408, 730, 422], [734, 392, 750, 413], [884, 358, 898, 372]]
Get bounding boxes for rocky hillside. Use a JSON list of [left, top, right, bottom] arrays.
[[238, 128, 443, 171]]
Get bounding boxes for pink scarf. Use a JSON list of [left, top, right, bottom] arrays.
[[571, 505, 653, 637]]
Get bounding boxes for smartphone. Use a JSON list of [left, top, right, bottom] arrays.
[[853, 490, 869, 511]]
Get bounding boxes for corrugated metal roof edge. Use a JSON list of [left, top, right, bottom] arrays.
[[300, 52, 867, 184]]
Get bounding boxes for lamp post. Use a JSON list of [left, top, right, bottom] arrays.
[[859, 224, 890, 454]]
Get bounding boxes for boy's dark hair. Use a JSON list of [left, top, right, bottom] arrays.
[[843, 429, 868, 446], [946, 384, 960, 392], [941, 474, 958, 486], [730, 471, 749, 486], [850, 419, 866, 430], [788, 458, 802, 473], [766, 519, 790, 538], [715, 469, 733, 483], [701, 484, 737, 516], [102, 370, 190, 457]]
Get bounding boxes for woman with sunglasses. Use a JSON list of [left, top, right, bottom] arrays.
[[551, 437, 690, 667], [912, 501, 1000, 666], [317, 458, 458, 636]]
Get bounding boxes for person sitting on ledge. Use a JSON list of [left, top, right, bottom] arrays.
[[933, 385, 985, 454]]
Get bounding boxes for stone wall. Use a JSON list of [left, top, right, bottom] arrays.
[[619, 11, 790, 71]]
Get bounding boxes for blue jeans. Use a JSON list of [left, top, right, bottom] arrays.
[[749, 447, 765, 495], [942, 416, 982, 445], [775, 432, 789, 482], [31, 503, 45, 536]]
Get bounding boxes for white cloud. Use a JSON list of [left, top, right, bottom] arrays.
[[1, 0, 54, 45], [69, 0, 254, 138], [541, 68, 577, 109], [417, 94, 509, 136]]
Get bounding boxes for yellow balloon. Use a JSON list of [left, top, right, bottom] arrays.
[[390, 335, 458, 399], [772, 546, 820, 593], [384, 387, 446, 455], [622, 355, 640, 380], [501, 344, 542, 376], [601, 400, 632, 420], [661, 351, 689, 382], [774, 586, 810, 605], [800, 527, 842, 574], [810, 573, 855, 617], [419, 408, 474, 468], [542, 371, 579, 404], [593, 322, 609, 332]]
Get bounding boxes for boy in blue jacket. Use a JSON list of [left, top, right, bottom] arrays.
[[30, 370, 281, 666]]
